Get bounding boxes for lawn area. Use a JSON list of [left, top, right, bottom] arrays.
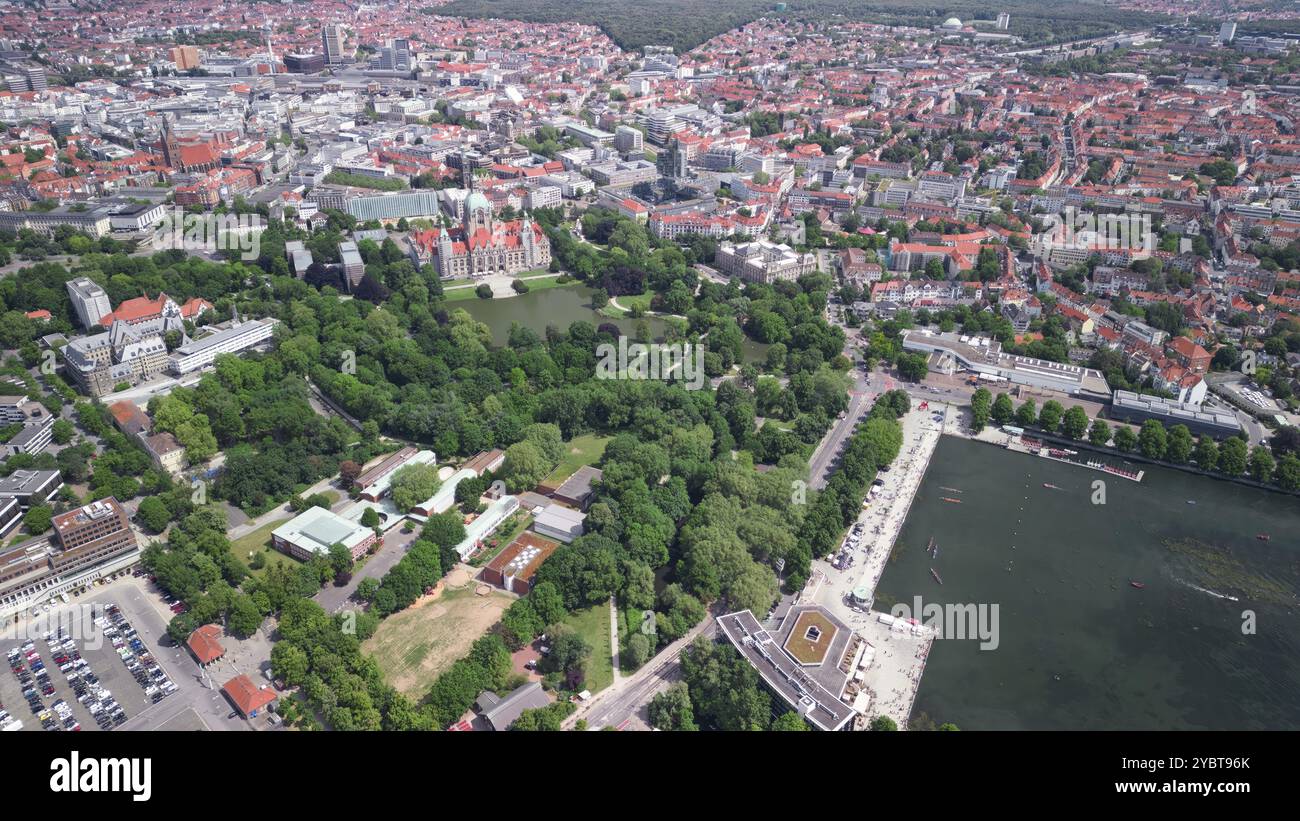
[[509, 273, 578, 296], [364, 582, 515, 699], [229, 517, 300, 578], [783, 610, 838, 665], [443, 283, 493, 303], [560, 603, 613, 695], [543, 433, 611, 486], [322, 170, 407, 191], [442, 273, 576, 302], [600, 290, 654, 318]]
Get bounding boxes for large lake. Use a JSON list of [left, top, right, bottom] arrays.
[[875, 436, 1300, 730]]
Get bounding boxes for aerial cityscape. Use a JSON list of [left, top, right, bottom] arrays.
[[0, 0, 1298, 743]]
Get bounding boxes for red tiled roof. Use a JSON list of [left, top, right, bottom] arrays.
[[99, 292, 211, 327], [100, 293, 168, 326], [179, 297, 213, 318], [187, 624, 225, 665], [222, 674, 276, 716], [108, 400, 148, 431], [1169, 335, 1209, 361], [177, 143, 219, 168]]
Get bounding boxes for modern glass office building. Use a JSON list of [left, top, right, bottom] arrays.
[[345, 190, 444, 222]]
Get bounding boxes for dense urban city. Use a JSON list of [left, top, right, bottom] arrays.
[[0, 0, 1296, 744]]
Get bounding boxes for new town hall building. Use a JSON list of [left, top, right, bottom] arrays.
[[409, 189, 551, 279]]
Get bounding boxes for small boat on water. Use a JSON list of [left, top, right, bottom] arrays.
[[1130, 581, 1146, 590], [1043, 483, 1061, 490], [1186, 500, 1197, 505], [941, 497, 963, 504], [927, 536, 938, 558], [939, 486, 962, 493], [1257, 533, 1271, 541], [930, 568, 944, 585]]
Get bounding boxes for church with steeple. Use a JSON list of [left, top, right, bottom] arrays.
[[409, 158, 551, 279], [158, 115, 220, 174]]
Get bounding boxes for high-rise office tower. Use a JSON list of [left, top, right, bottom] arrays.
[[65, 277, 112, 330], [322, 24, 344, 64]]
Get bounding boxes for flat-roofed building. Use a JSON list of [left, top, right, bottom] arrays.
[[564, 122, 614, 147], [614, 125, 643, 154], [584, 159, 658, 188], [345, 190, 443, 223], [271, 505, 377, 561], [106, 201, 168, 232], [321, 24, 345, 65], [0, 538, 57, 607], [167, 317, 278, 375], [339, 240, 365, 290], [482, 532, 560, 594], [0, 395, 25, 425], [411, 467, 475, 517], [285, 240, 314, 277], [0, 498, 141, 618], [1121, 320, 1167, 349], [0, 206, 111, 238], [454, 494, 519, 561], [51, 498, 137, 574], [1110, 390, 1244, 439], [532, 503, 586, 544], [0, 497, 20, 538], [551, 465, 602, 509], [170, 45, 200, 70], [717, 605, 864, 731], [901, 329, 1111, 401], [0, 469, 63, 508], [2, 417, 54, 458], [65, 277, 112, 330], [284, 52, 326, 73]]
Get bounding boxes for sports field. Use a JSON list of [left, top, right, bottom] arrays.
[[364, 574, 514, 697]]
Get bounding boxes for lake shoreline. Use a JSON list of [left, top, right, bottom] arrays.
[[876, 431, 1300, 730]]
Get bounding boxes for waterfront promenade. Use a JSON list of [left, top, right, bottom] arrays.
[[804, 401, 949, 728]]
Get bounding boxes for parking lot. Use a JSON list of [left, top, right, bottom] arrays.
[[0, 585, 186, 732]]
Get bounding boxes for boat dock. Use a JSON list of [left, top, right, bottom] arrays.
[[1004, 438, 1144, 482]]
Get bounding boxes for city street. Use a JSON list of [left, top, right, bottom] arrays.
[[565, 617, 716, 731], [807, 366, 874, 490]]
